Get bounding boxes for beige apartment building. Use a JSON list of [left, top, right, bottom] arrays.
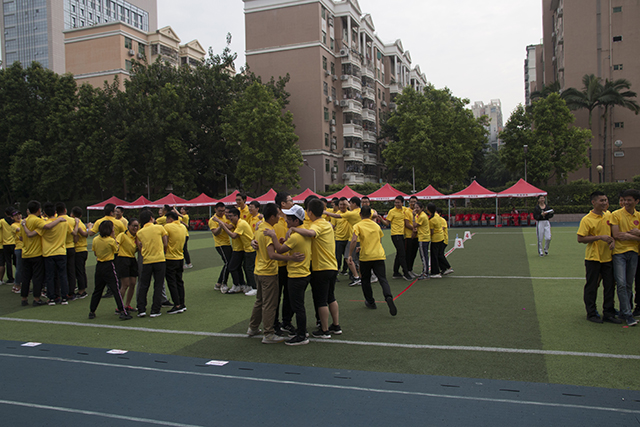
[[538, 0, 640, 183], [244, 0, 427, 191]]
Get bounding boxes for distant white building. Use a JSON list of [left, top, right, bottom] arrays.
[[472, 99, 503, 150]]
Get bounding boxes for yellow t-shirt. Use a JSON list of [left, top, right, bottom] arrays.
[[231, 219, 255, 253], [22, 214, 45, 258], [403, 206, 415, 238], [254, 222, 278, 276], [136, 222, 168, 264], [180, 214, 190, 237], [302, 211, 312, 229], [209, 215, 233, 247], [610, 207, 640, 255], [429, 213, 445, 243], [119, 217, 129, 229], [62, 215, 76, 249], [42, 218, 70, 258], [91, 216, 126, 236], [75, 221, 88, 253], [92, 235, 118, 262], [386, 207, 406, 236], [332, 212, 352, 241], [273, 216, 289, 267], [115, 230, 137, 258], [441, 217, 449, 245], [238, 205, 251, 222], [340, 208, 361, 242], [353, 219, 386, 261], [415, 211, 431, 242], [165, 221, 187, 260], [156, 216, 167, 226], [0, 218, 16, 245], [309, 219, 338, 271], [285, 231, 312, 278], [249, 214, 262, 231], [577, 211, 614, 262], [11, 222, 23, 251]]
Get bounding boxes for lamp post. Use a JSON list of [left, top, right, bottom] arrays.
[[303, 159, 316, 193], [596, 164, 603, 184], [412, 166, 416, 193], [523, 145, 528, 182]]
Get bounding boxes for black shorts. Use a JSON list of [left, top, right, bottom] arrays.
[[0, 249, 5, 265], [116, 256, 138, 278]]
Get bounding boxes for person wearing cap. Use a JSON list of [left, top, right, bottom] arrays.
[[264, 204, 312, 345]]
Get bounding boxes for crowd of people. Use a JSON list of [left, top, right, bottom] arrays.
[[2, 192, 455, 346]]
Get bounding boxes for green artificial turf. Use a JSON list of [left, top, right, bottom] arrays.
[[1, 225, 638, 390]]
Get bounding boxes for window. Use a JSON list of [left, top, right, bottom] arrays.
[[331, 87, 336, 98], [124, 37, 132, 49], [322, 31, 327, 44], [321, 6, 325, 19], [333, 161, 338, 172], [613, 36, 623, 42], [325, 133, 329, 147], [322, 56, 327, 70], [378, 89, 381, 98], [330, 62, 335, 75], [323, 82, 328, 95], [125, 60, 132, 71], [326, 159, 330, 172], [332, 111, 336, 122], [331, 38, 334, 50], [72, 17, 76, 27], [324, 107, 329, 121], [613, 6, 622, 12], [614, 122, 624, 128], [613, 64, 623, 70], [382, 92, 385, 102]]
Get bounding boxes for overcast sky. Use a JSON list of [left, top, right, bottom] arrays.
[[157, 0, 543, 121]]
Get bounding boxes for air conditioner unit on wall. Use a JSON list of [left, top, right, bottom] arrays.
[[326, 96, 333, 103], [339, 48, 349, 57], [334, 100, 340, 107], [325, 70, 331, 76], [128, 49, 135, 56], [330, 119, 336, 126], [342, 173, 348, 179], [332, 173, 337, 181], [340, 74, 349, 81], [340, 100, 348, 107], [137, 52, 144, 59], [332, 166, 338, 173], [331, 126, 336, 133], [332, 75, 338, 81]]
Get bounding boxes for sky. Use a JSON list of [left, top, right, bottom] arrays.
[[157, 0, 543, 121]]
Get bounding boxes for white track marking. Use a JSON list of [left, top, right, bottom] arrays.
[[448, 275, 583, 280]]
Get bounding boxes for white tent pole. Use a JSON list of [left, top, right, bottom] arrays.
[[495, 197, 498, 228]]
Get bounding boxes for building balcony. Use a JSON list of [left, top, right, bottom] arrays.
[[363, 153, 377, 165], [389, 83, 400, 94], [340, 99, 362, 114], [361, 108, 376, 122], [343, 172, 366, 185], [363, 130, 376, 143], [362, 86, 375, 100], [343, 123, 363, 138], [362, 65, 374, 79], [340, 75, 362, 91], [343, 148, 364, 162], [364, 175, 378, 184]]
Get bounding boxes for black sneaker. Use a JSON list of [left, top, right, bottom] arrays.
[[32, 300, 47, 307], [167, 306, 183, 314], [21, 300, 29, 306], [365, 300, 377, 309], [102, 290, 113, 298], [76, 291, 88, 299], [633, 307, 640, 317], [285, 335, 309, 346], [328, 324, 342, 335], [603, 316, 623, 324], [66, 294, 78, 302], [60, 299, 68, 305], [137, 312, 147, 318], [386, 296, 397, 316], [88, 312, 96, 319], [403, 274, 413, 281], [587, 315, 603, 324], [161, 300, 173, 307], [150, 311, 162, 318], [311, 328, 331, 339], [392, 274, 403, 279], [119, 312, 133, 320], [282, 324, 297, 337], [626, 316, 638, 327]]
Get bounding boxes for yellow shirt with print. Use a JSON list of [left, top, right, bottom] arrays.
[[42, 218, 70, 258], [11, 222, 23, 250], [231, 219, 255, 253], [180, 214, 190, 237], [92, 235, 118, 262], [610, 207, 640, 255], [309, 219, 338, 271], [429, 212, 445, 243], [254, 222, 278, 276], [75, 221, 88, 253], [285, 231, 312, 278], [577, 211, 614, 262], [249, 214, 262, 231], [136, 222, 168, 264], [91, 216, 126, 236], [353, 219, 386, 262], [22, 214, 46, 258], [273, 216, 289, 267], [386, 207, 406, 236], [238, 205, 251, 222], [403, 206, 415, 239], [115, 231, 137, 258], [165, 221, 187, 260], [0, 218, 16, 245], [209, 215, 233, 247], [332, 212, 352, 241], [415, 211, 431, 242]]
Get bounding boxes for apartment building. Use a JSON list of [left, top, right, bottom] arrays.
[[471, 100, 503, 150], [524, 43, 543, 106], [1, 0, 157, 74], [243, 0, 426, 190], [536, 0, 640, 182]]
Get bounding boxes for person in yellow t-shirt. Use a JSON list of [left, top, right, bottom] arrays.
[[115, 218, 139, 312], [438, 207, 449, 248], [88, 220, 131, 321], [115, 206, 129, 229], [55, 202, 78, 300], [273, 191, 296, 335], [248, 203, 305, 343], [10, 210, 23, 294], [350, 206, 397, 316], [427, 203, 451, 278], [248, 201, 263, 231], [379, 196, 411, 280], [40, 202, 74, 304], [405, 196, 419, 275], [324, 196, 362, 285], [610, 188, 640, 326], [414, 202, 431, 279], [214, 207, 256, 295], [331, 197, 351, 276], [1, 206, 17, 285], [164, 212, 188, 313], [171, 206, 192, 269], [135, 209, 168, 318], [209, 202, 233, 292], [88, 203, 126, 237], [577, 191, 618, 324], [236, 192, 251, 222], [70, 206, 89, 298]]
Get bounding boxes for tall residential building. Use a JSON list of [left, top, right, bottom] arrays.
[[472, 100, 503, 150], [243, 0, 426, 191], [524, 43, 543, 106], [539, 0, 640, 182], [1, 0, 157, 74]]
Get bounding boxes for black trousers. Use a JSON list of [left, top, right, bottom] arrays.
[[335, 240, 348, 272], [430, 241, 450, 275], [66, 247, 76, 293], [137, 262, 166, 313], [391, 235, 408, 275], [274, 265, 294, 329], [3, 244, 15, 282], [229, 251, 246, 286], [360, 260, 393, 304], [584, 260, 616, 318], [183, 236, 191, 265], [405, 237, 419, 272], [166, 259, 185, 306], [635, 254, 640, 309], [288, 275, 311, 337], [215, 245, 232, 285], [21, 256, 44, 299], [90, 261, 125, 314], [75, 251, 88, 291]]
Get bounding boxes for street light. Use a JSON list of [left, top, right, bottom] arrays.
[[523, 145, 528, 182], [596, 164, 603, 184], [303, 159, 316, 193]]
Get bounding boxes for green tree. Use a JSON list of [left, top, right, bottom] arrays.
[[381, 85, 487, 189], [500, 94, 592, 185], [221, 81, 302, 194]]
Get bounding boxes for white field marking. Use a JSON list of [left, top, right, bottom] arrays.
[[448, 275, 583, 280], [0, 353, 639, 416], [0, 399, 203, 427], [1, 317, 638, 360]]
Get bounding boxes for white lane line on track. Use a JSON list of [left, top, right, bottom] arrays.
[[0, 399, 203, 427], [448, 275, 583, 280], [1, 317, 638, 360], [0, 353, 638, 416]]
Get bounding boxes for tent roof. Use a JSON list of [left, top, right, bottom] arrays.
[[326, 185, 364, 200], [87, 196, 129, 211], [218, 190, 254, 205], [292, 188, 321, 204], [366, 183, 408, 201], [123, 196, 152, 209], [447, 181, 497, 199], [184, 193, 218, 207], [252, 188, 277, 203], [148, 193, 189, 208], [414, 185, 446, 200], [497, 179, 547, 198]]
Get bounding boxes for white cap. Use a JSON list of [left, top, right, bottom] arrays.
[[282, 205, 305, 222]]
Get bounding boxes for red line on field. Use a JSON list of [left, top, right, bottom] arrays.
[[393, 280, 416, 300]]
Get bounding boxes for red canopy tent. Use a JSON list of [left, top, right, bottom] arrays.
[[497, 179, 547, 198], [87, 196, 128, 211], [184, 193, 218, 207], [148, 193, 189, 208], [326, 185, 364, 200], [366, 183, 408, 201], [414, 185, 446, 200], [446, 181, 498, 226], [292, 188, 321, 204], [252, 188, 277, 203], [124, 196, 152, 209]]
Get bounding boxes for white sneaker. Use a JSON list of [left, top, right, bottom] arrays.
[[245, 289, 257, 296], [262, 333, 286, 344], [184, 263, 193, 269], [371, 274, 379, 283], [228, 285, 242, 294], [443, 268, 454, 276], [431, 274, 442, 279], [214, 283, 222, 291], [220, 285, 229, 294], [241, 285, 252, 293], [247, 327, 262, 336]]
